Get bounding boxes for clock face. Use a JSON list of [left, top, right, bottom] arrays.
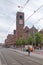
[[19, 20, 23, 24]]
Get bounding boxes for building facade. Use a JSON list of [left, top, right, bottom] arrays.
[[5, 12, 38, 47]]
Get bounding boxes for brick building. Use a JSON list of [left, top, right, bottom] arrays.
[[39, 29, 43, 48], [39, 29, 43, 34], [5, 12, 38, 47]]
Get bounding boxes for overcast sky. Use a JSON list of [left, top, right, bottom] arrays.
[[0, 0, 43, 43]]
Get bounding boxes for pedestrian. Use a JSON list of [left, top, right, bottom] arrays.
[[28, 47, 30, 56], [25, 45, 30, 56]]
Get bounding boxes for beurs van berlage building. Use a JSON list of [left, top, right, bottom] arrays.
[[5, 12, 38, 47]]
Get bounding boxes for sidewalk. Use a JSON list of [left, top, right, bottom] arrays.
[[33, 50, 43, 55], [11, 48, 43, 59]]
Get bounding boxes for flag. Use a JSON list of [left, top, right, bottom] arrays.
[[18, 6, 20, 8]]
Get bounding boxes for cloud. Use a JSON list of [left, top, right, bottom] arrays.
[[0, 18, 9, 29], [0, 32, 7, 43], [0, 0, 43, 43]]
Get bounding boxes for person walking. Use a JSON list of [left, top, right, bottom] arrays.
[[28, 47, 30, 56], [25, 45, 30, 56]]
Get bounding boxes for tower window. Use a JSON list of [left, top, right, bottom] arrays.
[[20, 15, 22, 19]]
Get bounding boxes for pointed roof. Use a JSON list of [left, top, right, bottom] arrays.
[[24, 26, 29, 30], [30, 25, 38, 31], [24, 26, 29, 32], [39, 29, 43, 34], [40, 29, 43, 31]]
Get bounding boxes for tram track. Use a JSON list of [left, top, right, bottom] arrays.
[[8, 48, 43, 65], [0, 48, 43, 65]]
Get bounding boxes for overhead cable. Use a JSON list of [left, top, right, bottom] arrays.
[[25, 5, 43, 21]]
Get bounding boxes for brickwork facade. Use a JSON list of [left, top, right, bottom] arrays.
[[16, 12, 24, 39], [5, 12, 38, 46]]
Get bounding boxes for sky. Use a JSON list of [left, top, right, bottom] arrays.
[[0, 0, 43, 43]]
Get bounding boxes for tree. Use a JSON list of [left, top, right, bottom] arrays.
[[16, 39, 22, 46], [41, 34, 43, 42], [27, 34, 34, 45], [21, 38, 26, 45], [35, 32, 42, 46], [16, 38, 26, 46]]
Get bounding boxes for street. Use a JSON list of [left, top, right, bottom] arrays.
[[0, 48, 43, 65]]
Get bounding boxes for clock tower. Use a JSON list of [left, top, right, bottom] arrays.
[[16, 12, 24, 39]]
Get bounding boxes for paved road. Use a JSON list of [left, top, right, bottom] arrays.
[[14, 48, 43, 59], [0, 48, 43, 65], [34, 50, 43, 54]]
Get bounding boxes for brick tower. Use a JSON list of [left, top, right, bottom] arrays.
[[16, 12, 24, 39]]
